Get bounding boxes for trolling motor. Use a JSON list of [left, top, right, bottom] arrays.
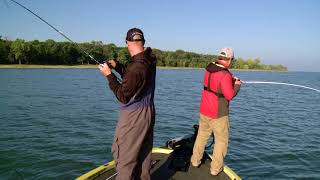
[[166, 125, 199, 150], [165, 124, 216, 172], [165, 125, 199, 172]]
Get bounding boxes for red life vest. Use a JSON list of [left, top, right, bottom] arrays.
[[199, 62, 236, 119]]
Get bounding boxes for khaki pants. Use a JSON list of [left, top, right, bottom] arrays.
[[191, 114, 229, 175]]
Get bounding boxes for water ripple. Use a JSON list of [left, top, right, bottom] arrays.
[[0, 69, 319, 179]]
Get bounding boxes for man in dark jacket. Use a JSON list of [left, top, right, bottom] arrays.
[[98, 28, 157, 180]]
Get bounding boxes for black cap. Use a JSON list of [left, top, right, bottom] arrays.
[[126, 28, 145, 42]]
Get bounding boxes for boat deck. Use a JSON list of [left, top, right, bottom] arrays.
[[91, 152, 231, 180], [77, 127, 240, 180], [151, 152, 230, 180]]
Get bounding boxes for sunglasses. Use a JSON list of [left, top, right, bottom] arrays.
[[125, 39, 145, 44]]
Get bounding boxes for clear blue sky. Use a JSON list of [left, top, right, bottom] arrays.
[[1, 0, 320, 71]]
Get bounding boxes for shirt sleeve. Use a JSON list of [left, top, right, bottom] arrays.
[[114, 61, 126, 77], [106, 64, 144, 104], [220, 73, 240, 101]]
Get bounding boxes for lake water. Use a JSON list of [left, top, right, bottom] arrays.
[[0, 69, 319, 179]]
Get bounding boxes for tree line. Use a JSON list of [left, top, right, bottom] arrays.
[[0, 38, 287, 71]]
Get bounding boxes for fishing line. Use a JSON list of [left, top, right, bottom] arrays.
[[8, 0, 122, 81], [2, 0, 10, 8], [9, 0, 99, 64], [242, 81, 320, 93]]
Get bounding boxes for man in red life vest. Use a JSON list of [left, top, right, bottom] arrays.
[[191, 47, 241, 176]]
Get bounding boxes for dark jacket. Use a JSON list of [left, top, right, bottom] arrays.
[[106, 47, 157, 109]]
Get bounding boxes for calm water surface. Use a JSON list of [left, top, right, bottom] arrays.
[[0, 69, 319, 179]]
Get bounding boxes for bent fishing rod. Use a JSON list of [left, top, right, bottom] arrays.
[[242, 81, 320, 93], [9, 0, 121, 81]]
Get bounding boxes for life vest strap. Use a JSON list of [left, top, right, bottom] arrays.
[[204, 66, 227, 98], [203, 86, 224, 97]]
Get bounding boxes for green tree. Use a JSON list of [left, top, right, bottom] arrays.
[[10, 39, 28, 64], [103, 43, 118, 60], [0, 39, 11, 64], [0, 38, 288, 71], [90, 41, 105, 63], [117, 48, 130, 65], [60, 43, 81, 65]]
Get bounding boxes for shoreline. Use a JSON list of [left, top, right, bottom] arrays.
[[0, 64, 97, 69], [0, 64, 288, 72]]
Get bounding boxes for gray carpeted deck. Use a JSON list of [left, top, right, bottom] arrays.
[[93, 152, 230, 180]]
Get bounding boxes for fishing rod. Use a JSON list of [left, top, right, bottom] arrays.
[[242, 81, 320, 93], [9, 0, 121, 81]]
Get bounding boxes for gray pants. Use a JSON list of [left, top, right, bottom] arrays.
[[112, 107, 155, 180]]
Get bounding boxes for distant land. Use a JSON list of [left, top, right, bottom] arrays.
[[0, 38, 287, 71]]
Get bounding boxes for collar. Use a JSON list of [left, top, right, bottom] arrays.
[[131, 47, 151, 62], [216, 60, 229, 68], [214, 61, 227, 68]]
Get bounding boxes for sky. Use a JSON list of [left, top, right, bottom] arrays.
[[1, 0, 320, 71]]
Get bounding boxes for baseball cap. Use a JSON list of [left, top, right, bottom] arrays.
[[218, 48, 234, 59], [126, 28, 145, 42]]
